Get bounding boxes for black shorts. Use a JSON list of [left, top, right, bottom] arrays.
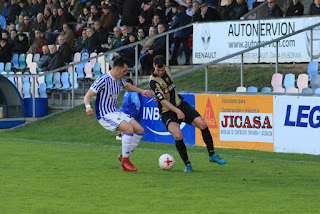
[[161, 101, 200, 129]]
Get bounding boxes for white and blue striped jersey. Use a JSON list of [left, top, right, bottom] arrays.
[[90, 73, 127, 120]]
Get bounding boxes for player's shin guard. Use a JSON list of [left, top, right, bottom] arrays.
[[201, 127, 215, 156], [175, 139, 190, 165], [122, 133, 133, 158], [129, 133, 143, 155]]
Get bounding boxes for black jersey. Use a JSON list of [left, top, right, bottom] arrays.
[[149, 67, 183, 114]]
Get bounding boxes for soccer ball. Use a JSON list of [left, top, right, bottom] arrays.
[[159, 154, 175, 170]]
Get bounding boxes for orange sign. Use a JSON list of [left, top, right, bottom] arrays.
[[195, 94, 274, 152]]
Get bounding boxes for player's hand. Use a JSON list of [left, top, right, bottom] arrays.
[[176, 109, 185, 121], [142, 90, 153, 97], [86, 107, 93, 116]]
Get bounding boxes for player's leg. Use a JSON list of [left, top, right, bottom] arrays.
[[167, 121, 192, 172], [191, 116, 226, 164], [128, 119, 144, 156]]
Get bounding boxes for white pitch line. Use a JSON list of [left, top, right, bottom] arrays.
[[0, 137, 319, 165]]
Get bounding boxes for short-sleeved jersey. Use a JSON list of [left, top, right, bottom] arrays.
[[149, 67, 182, 114], [90, 72, 127, 119]]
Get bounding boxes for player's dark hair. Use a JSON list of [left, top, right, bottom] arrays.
[[113, 57, 128, 68], [126, 78, 133, 84], [153, 55, 166, 68]]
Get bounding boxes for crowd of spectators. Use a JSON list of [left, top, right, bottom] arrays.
[[0, 0, 318, 74]]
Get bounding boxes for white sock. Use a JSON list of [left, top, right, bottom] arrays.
[[122, 133, 133, 158], [129, 133, 143, 155]]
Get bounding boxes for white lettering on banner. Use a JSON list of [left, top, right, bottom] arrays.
[[193, 17, 320, 64], [220, 112, 273, 142], [142, 107, 160, 120]]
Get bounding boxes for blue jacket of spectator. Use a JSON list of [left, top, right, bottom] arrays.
[[0, 15, 6, 31], [170, 12, 192, 38], [1, 5, 11, 18], [120, 91, 141, 119]]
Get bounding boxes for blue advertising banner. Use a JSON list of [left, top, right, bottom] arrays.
[[137, 93, 195, 145]]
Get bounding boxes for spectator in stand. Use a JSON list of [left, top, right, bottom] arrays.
[[20, 15, 32, 33], [74, 29, 87, 53], [229, 0, 248, 20], [137, 28, 145, 41], [68, 0, 84, 19], [46, 44, 64, 72], [45, 0, 53, 10], [138, 14, 150, 36], [164, 0, 173, 24], [29, 0, 37, 19], [53, 7, 73, 32], [310, 0, 320, 15], [139, 26, 157, 74], [88, 4, 100, 26], [99, 4, 117, 33], [37, 44, 52, 71], [12, 32, 29, 54], [52, 0, 60, 9], [170, 5, 191, 65], [58, 23, 75, 47], [57, 35, 72, 63], [17, 15, 24, 32], [121, 0, 140, 32], [200, 3, 220, 21], [44, 7, 54, 31], [2, 30, 10, 41], [286, 0, 304, 17], [0, 38, 12, 63], [141, 24, 167, 74], [7, 0, 21, 23], [9, 29, 18, 49], [219, 0, 233, 20], [18, 0, 30, 16], [186, 0, 193, 17], [36, 0, 45, 15], [77, 7, 90, 30], [112, 33, 140, 67], [93, 20, 107, 45], [27, 30, 48, 55], [116, 25, 130, 48], [0, 15, 7, 31], [267, 0, 283, 18], [152, 14, 161, 28], [192, 1, 201, 22], [84, 27, 100, 53], [102, 26, 122, 51], [30, 13, 47, 40], [2, 0, 11, 20]]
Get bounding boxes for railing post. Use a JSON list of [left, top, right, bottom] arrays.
[[135, 44, 138, 85], [32, 76, 35, 119], [71, 64, 75, 108], [276, 41, 279, 73], [241, 53, 244, 87], [205, 66, 208, 92], [166, 34, 169, 67], [258, 20, 261, 63], [103, 53, 107, 74], [310, 28, 313, 61]]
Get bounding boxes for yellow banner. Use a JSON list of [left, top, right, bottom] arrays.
[[195, 94, 274, 152]]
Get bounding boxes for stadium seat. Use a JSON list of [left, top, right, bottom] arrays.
[[287, 87, 299, 93], [16, 71, 23, 97], [271, 73, 285, 92], [69, 71, 79, 89], [12, 53, 19, 68], [297, 74, 309, 93], [84, 63, 93, 78], [93, 62, 102, 78], [60, 72, 71, 90], [76, 52, 89, 79], [37, 72, 45, 85], [247, 86, 258, 92], [310, 74, 320, 92], [26, 53, 33, 68], [22, 71, 30, 85], [97, 53, 109, 74], [236, 86, 246, 92], [33, 53, 40, 63], [307, 61, 318, 80], [5, 62, 12, 73], [31, 79, 40, 98], [8, 71, 15, 85], [29, 62, 37, 74], [45, 73, 54, 89], [314, 88, 320, 94], [0, 62, 4, 73], [39, 83, 48, 98], [261, 87, 272, 93], [117, 18, 122, 28], [283, 73, 296, 92], [19, 53, 26, 68], [22, 82, 31, 98], [247, 0, 256, 10], [73, 52, 81, 63], [52, 72, 62, 89], [301, 88, 312, 94], [106, 53, 113, 61]]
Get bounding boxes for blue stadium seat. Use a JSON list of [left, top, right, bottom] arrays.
[[0, 62, 4, 73], [19, 53, 26, 68], [8, 71, 15, 85], [76, 52, 89, 79], [22, 82, 31, 98], [12, 53, 19, 68], [93, 62, 101, 78], [69, 72, 79, 89], [310, 74, 320, 92], [33, 53, 40, 63], [60, 72, 71, 90], [247, 86, 258, 92], [22, 71, 30, 85], [307, 61, 318, 80], [261, 87, 272, 93], [301, 87, 312, 94], [5, 62, 12, 73], [39, 83, 48, 98], [314, 88, 320, 94], [283, 73, 296, 92], [45, 73, 54, 89], [52, 72, 62, 89]]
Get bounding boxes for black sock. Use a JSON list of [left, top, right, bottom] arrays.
[[201, 127, 215, 156], [175, 139, 190, 165]]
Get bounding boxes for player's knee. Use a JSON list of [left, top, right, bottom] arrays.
[[136, 126, 144, 134], [126, 126, 135, 134], [172, 132, 183, 140], [198, 122, 208, 130]]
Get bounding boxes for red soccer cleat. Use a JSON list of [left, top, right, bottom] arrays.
[[122, 157, 137, 171], [118, 154, 123, 162]]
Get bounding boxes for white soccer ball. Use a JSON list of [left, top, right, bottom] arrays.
[[159, 154, 175, 170]]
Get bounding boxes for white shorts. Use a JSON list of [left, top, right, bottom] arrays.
[[98, 111, 133, 132]]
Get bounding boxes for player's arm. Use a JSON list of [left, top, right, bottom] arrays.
[[125, 82, 152, 97], [84, 89, 96, 116], [131, 92, 141, 113]]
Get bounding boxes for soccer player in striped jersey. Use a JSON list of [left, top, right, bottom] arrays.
[[84, 57, 153, 172]]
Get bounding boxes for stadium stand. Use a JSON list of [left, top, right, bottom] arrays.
[[283, 73, 297, 92], [297, 73, 309, 93], [22, 82, 31, 98], [12, 54, 19, 68], [307, 61, 318, 80], [271, 73, 285, 93], [19, 53, 26, 68], [0, 62, 4, 73], [45, 73, 54, 89], [310, 74, 320, 92], [39, 83, 48, 98]]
